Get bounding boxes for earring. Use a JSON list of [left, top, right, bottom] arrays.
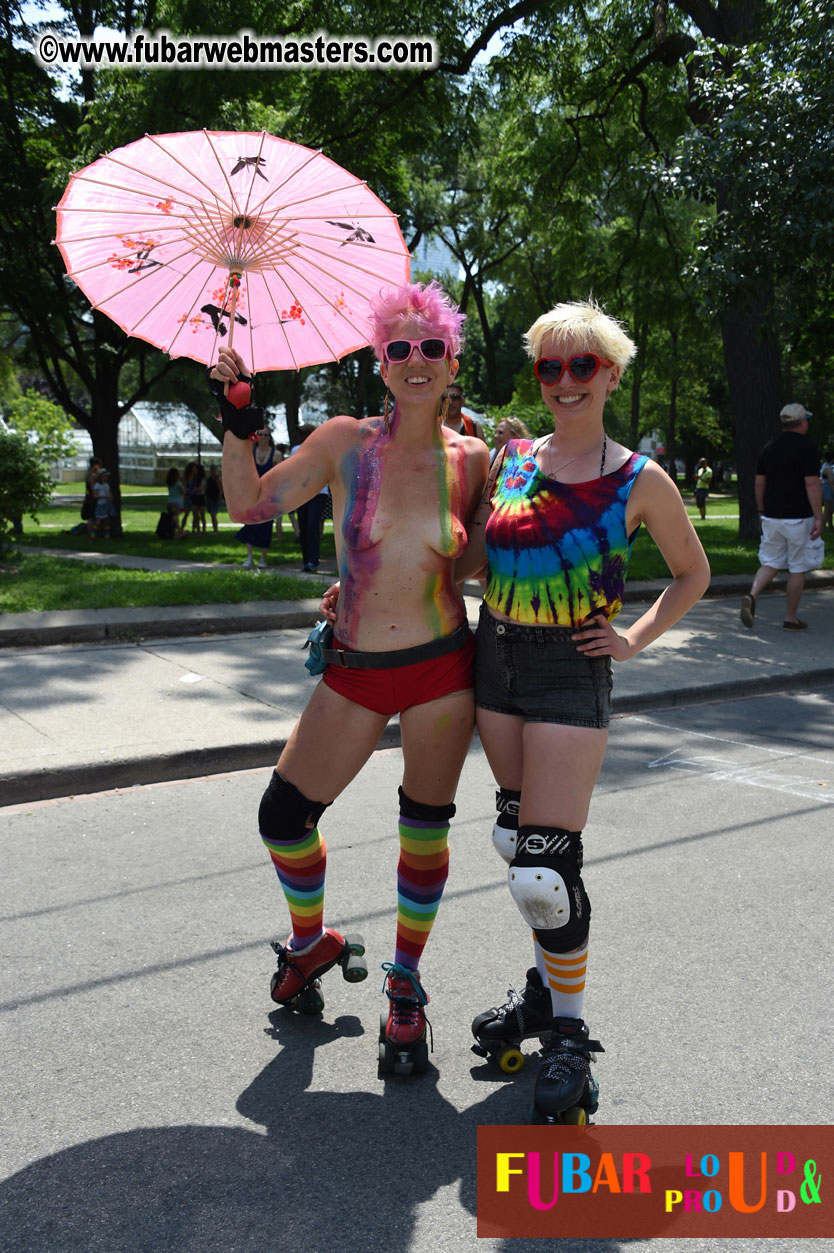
[[383, 389, 392, 433]]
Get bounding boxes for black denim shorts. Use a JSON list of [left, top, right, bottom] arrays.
[[474, 603, 613, 728]]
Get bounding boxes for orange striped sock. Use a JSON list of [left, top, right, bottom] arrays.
[[536, 938, 588, 1019]]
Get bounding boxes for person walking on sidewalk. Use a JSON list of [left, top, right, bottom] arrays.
[[694, 457, 713, 520], [210, 281, 488, 1067], [740, 403, 824, 632], [455, 299, 710, 1124], [820, 448, 834, 533]]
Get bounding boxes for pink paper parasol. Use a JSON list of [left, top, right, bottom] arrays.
[[55, 130, 411, 371]]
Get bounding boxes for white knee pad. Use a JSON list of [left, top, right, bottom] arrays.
[[492, 821, 518, 864], [508, 863, 574, 931], [508, 826, 590, 950]]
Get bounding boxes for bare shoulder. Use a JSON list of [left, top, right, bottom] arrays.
[[443, 428, 489, 466], [629, 458, 688, 526], [355, 415, 389, 440], [319, 414, 363, 439]]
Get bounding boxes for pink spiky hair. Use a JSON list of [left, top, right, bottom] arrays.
[[369, 280, 465, 360]]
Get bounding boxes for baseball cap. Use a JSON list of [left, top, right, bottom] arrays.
[[780, 403, 811, 423]]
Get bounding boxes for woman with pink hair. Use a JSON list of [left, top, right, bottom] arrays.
[[211, 282, 488, 1072]]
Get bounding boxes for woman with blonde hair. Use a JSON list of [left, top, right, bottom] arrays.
[[462, 299, 709, 1122], [491, 416, 532, 463]]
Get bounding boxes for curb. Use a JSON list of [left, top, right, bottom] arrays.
[[2, 568, 832, 649], [610, 667, 834, 715], [0, 601, 324, 648], [2, 723, 404, 808], [6, 669, 833, 807]]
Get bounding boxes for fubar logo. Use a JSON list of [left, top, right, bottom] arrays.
[[477, 1125, 832, 1239]]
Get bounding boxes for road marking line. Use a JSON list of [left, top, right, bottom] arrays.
[[646, 749, 833, 801], [632, 714, 832, 766]]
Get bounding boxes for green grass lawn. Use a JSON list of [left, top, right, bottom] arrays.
[[54, 481, 167, 496], [19, 503, 335, 568], [684, 496, 740, 516], [0, 551, 328, 613], [4, 487, 829, 613], [629, 523, 756, 579]]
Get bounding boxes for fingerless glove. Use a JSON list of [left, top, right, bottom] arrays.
[[206, 368, 265, 440]]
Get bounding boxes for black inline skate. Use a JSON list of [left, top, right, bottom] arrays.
[[471, 967, 555, 1074], [530, 1017, 604, 1125]]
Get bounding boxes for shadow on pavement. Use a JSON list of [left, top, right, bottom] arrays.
[[0, 1006, 637, 1253]]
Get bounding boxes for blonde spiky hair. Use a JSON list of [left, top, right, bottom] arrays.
[[524, 300, 637, 371]]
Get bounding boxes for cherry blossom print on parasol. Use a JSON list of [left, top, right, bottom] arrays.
[[54, 129, 411, 371]]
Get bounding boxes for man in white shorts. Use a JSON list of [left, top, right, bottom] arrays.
[[740, 403, 824, 631]]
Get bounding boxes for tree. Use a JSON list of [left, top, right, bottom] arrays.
[[679, 0, 834, 529], [472, 0, 831, 533], [0, 430, 53, 544], [0, 0, 188, 532], [2, 388, 77, 465], [1, 0, 539, 525]]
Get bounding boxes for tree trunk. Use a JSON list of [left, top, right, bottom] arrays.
[[665, 329, 678, 485], [812, 378, 827, 449], [721, 282, 782, 539], [469, 276, 499, 403], [353, 347, 374, 418], [87, 369, 123, 536], [630, 321, 648, 448], [283, 371, 302, 446]]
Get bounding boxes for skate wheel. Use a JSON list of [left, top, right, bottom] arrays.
[[378, 1039, 396, 1074], [394, 1052, 414, 1076], [411, 1039, 429, 1074], [561, 1107, 587, 1126], [343, 932, 365, 956], [297, 982, 324, 1016], [498, 1047, 525, 1075], [342, 953, 368, 983], [378, 1010, 389, 1041]]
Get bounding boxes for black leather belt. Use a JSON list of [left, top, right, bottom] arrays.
[[322, 622, 471, 670]]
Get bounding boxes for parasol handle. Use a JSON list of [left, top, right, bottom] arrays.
[[227, 270, 241, 354], [222, 271, 242, 395]]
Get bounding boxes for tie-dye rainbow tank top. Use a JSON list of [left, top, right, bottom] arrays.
[[484, 440, 648, 626]]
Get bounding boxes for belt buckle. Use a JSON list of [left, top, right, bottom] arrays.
[[334, 649, 348, 667]]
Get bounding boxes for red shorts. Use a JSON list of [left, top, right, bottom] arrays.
[[322, 631, 475, 716]]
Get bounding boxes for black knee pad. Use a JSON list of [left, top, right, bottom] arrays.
[[258, 770, 329, 841], [398, 786, 455, 824], [493, 786, 521, 863], [509, 825, 590, 951], [495, 787, 521, 827]]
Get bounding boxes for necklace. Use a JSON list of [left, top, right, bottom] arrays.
[[542, 432, 607, 478]]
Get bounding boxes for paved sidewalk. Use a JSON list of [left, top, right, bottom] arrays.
[[2, 558, 833, 803]]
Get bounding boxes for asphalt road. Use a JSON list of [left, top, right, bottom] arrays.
[[1, 688, 832, 1253]]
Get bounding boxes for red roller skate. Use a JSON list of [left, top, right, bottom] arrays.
[[378, 962, 431, 1075], [270, 927, 367, 1015]]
